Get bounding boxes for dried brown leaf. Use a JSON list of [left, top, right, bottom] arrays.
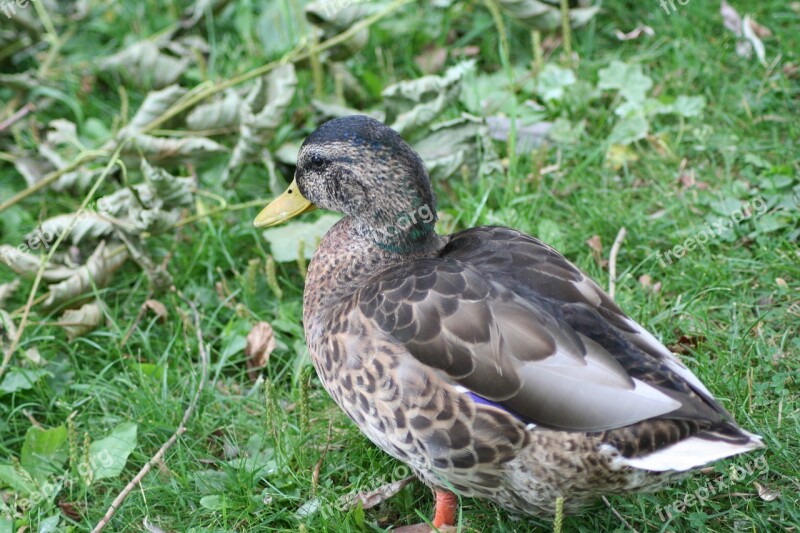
[[668, 334, 706, 355], [614, 25, 654, 41], [227, 64, 297, 172], [497, 0, 599, 30], [720, 0, 742, 35], [586, 235, 606, 267], [754, 481, 780, 501], [0, 279, 20, 310], [638, 274, 662, 294], [144, 299, 168, 323], [185, 89, 242, 130], [58, 500, 84, 521], [0, 245, 75, 282], [126, 133, 227, 166], [100, 41, 190, 89], [244, 322, 276, 382], [58, 302, 103, 340], [748, 19, 772, 38], [415, 46, 448, 74], [338, 476, 415, 511], [124, 85, 188, 133], [44, 242, 129, 308], [383, 61, 474, 136]]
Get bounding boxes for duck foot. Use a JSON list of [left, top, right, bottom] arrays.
[[394, 490, 458, 532]]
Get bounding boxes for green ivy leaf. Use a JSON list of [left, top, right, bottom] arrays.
[[89, 422, 138, 481], [598, 60, 653, 103], [672, 95, 706, 117], [0, 368, 50, 394], [21, 425, 68, 481], [608, 112, 649, 145], [261, 214, 341, 262], [534, 64, 576, 102]]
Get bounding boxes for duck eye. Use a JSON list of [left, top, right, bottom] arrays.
[[310, 155, 326, 169]]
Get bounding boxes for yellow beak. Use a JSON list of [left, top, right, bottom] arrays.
[[253, 178, 317, 228]]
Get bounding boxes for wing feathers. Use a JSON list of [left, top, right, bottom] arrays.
[[358, 226, 746, 435]]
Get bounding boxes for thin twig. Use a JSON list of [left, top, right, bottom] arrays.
[[174, 198, 266, 228], [0, 103, 35, 132], [0, 149, 108, 215], [0, 144, 124, 381], [141, 0, 413, 133], [91, 288, 209, 533], [608, 227, 627, 300], [1, 0, 410, 219], [601, 495, 639, 533]]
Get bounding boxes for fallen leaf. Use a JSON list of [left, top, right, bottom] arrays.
[[748, 18, 772, 38], [412, 115, 503, 183], [27, 213, 114, 248], [227, 64, 298, 174], [142, 516, 168, 533], [720, 0, 741, 34], [185, 89, 243, 131], [742, 15, 767, 66], [497, 0, 599, 30], [126, 133, 227, 166], [244, 322, 276, 382], [414, 46, 448, 74], [143, 299, 168, 323], [638, 274, 662, 294], [0, 279, 20, 309], [44, 242, 129, 308], [668, 334, 706, 355], [754, 481, 781, 501], [100, 41, 190, 89], [0, 245, 77, 282], [123, 85, 188, 134], [58, 501, 83, 522], [304, 0, 376, 60], [58, 303, 103, 340], [262, 214, 341, 262], [383, 61, 474, 136], [338, 476, 415, 510], [585, 235, 606, 267], [720, 1, 768, 65], [486, 116, 552, 153], [452, 45, 480, 58], [614, 25, 655, 41], [24, 347, 44, 366]]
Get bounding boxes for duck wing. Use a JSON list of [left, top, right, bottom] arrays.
[[356, 228, 730, 433]]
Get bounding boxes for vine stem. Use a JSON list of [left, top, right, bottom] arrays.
[[91, 288, 209, 533], [0, 143, 125, 381], [0, 0, 412, 217], [141, 0, 413, 133]]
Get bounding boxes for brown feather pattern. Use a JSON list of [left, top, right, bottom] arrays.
[[286, 115, 763, 517]]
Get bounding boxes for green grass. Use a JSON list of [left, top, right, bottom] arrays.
[[1, 0, 798, 531]]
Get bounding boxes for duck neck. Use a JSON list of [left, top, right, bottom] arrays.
[[303, 217, 445, 331], [357, 200, 439, 254]]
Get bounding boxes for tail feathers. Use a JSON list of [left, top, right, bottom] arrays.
[[621, 423, 764, 472]]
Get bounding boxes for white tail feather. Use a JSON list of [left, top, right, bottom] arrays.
[[621, 430, 764, 472]]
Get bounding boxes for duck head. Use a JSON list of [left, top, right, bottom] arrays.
[[254, 115, 438, 253]]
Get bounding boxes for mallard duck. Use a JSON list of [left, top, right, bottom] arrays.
[[254, 115, 764, 529]]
